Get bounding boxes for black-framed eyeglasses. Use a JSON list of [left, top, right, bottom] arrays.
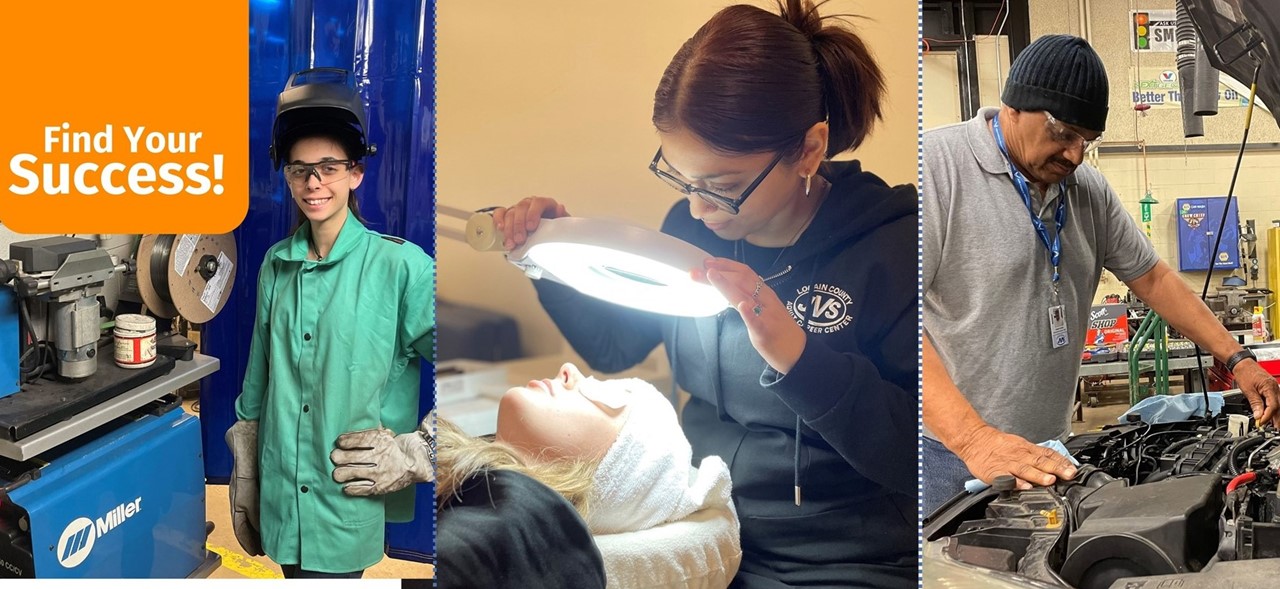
[[282, 159, 356, 187], [649, 147, 785, 215]]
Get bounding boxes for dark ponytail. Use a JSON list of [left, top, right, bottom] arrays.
[[781, 0, 886, 155], [652, 0, 885, 159]]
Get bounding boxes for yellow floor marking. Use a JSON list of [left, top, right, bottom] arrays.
[[207, 544, 282, 579]]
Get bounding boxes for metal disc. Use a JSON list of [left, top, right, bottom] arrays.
[[137, 233, 237, 323], [165, 234, 237, 324], [136, 234, 178, 319], [465, 212, 503, 252]]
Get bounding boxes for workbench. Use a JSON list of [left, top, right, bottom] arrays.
[[1074, 355, 1213, 421]]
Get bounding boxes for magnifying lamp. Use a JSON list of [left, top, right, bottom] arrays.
[[439, 207, 730, 317]]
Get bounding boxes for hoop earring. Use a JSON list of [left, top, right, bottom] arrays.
[[804, 174, 812, 197]]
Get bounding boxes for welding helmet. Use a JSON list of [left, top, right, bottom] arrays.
[[269, 68, 377, 170]]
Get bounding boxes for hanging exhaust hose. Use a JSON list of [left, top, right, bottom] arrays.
[[1176, 0, 1204, 137]]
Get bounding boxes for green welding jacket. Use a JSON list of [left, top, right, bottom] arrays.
[[234, 215, 435, 573]]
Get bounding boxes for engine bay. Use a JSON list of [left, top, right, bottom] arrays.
[[923, 392, 1280, 588]]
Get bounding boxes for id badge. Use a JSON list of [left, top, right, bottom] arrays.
[[1049, 305, 1069, 349]]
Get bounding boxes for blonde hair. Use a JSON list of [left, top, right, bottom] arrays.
[[434, 417, 600, 517]]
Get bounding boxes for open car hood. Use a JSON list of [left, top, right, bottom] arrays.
[[1185, 0, 1280, 126]]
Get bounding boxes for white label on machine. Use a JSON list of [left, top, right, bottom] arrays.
[[173, 234, 199, 277], [201, 251, 234, 312]]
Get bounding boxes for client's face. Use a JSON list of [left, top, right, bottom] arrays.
[[496, 363, 627, 461]]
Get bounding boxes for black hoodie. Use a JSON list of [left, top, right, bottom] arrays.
[[533, 160, 917, 587]]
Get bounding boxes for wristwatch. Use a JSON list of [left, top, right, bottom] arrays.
[[416, 429, 437, 464], [1226, 349, 1258, 373]]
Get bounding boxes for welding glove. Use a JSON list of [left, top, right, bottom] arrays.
[[225, 420, 264, 556], [331, 413, 435, 497]]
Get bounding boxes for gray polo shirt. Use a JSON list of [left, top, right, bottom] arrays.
[[922, 108, 1160, 443]]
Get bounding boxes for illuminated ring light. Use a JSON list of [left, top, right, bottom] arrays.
[[508, 217, 730, 317]]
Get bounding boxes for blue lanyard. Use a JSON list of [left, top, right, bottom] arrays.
[[992, 115, 1068, 284]]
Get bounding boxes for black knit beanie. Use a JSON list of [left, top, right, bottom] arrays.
[[1002, 34, 1110, 133]]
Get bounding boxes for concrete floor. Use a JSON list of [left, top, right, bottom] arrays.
[[1071, 377, 1196, 435], [203, 485, 434, 579], [1072, 388, 1132, 434], [187, 403, 434, 580]]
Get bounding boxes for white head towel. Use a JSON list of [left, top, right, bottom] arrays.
[[579, 377, 732, 535]]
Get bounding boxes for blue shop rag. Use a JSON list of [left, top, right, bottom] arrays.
[[963, 440, 1081, 494], [1118, 393, 1224, 424]]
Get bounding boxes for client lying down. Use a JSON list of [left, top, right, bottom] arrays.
[[329, 363, 739, 589]]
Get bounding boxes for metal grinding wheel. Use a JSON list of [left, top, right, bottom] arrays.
[[137, 234, 237, 324]]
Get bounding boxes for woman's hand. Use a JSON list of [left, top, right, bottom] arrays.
[[491, 197, 571, 251], [696, 257, 807, 373]]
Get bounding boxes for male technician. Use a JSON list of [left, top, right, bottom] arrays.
[[921, 34, 1280, 513]]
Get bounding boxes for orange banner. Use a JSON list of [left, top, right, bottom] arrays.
[[1, 3, 248, 233]]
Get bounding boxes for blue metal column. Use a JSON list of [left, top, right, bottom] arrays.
[[0, 288, 20, 398]]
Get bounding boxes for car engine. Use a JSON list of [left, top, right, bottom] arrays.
[[923, 393, 1280, 588]]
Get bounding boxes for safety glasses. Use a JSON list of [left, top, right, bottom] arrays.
[[1044, 112, 1103, 154], [283, 159, 356, 187]]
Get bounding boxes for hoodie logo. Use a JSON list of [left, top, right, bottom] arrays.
[[787, 284, 854, 334]]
